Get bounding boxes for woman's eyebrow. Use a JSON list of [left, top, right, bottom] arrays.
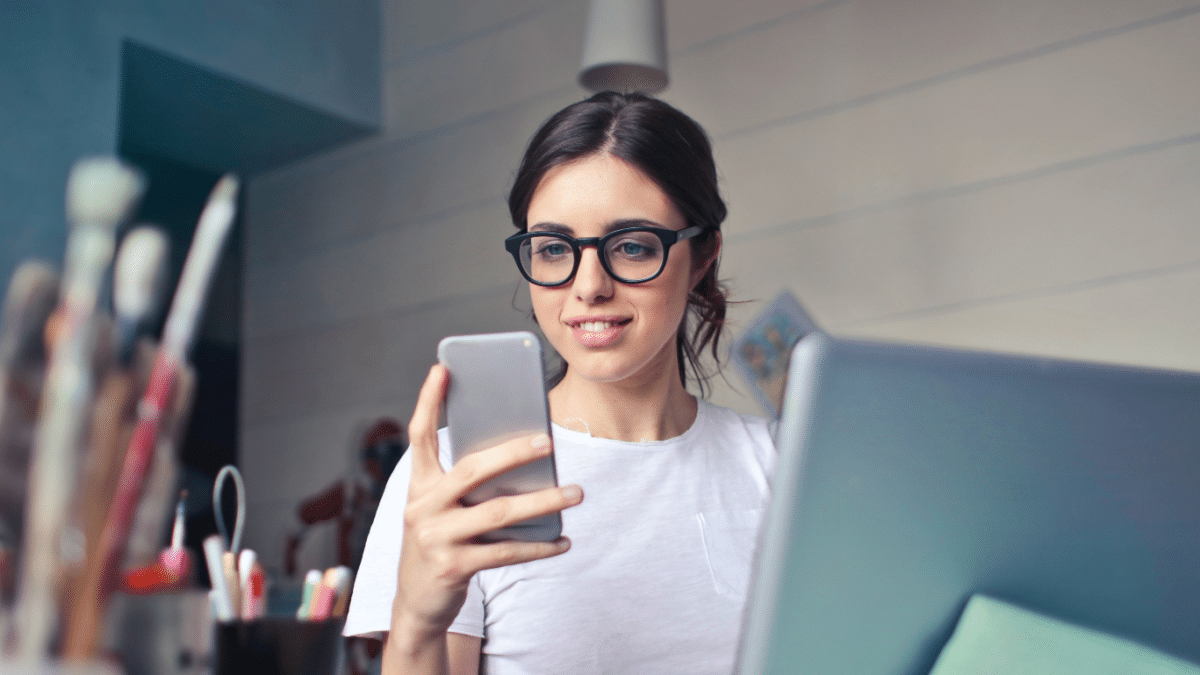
[[529, 222, 572, 235], [529, 218, 666, 235], [606, 218, 662, 233]]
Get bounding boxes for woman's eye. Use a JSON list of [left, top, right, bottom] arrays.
[[535, 241, 570, 258], [611, 238, 660, 259]]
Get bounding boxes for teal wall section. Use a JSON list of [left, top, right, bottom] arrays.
[[0, 0, 380, 289]]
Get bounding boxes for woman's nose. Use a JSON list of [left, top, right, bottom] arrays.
[[572, 246, 614, 302]]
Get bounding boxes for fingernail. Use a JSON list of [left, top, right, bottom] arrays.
[[561, 484, 582, 503], [531, 434, 551, 451], [557, 537, 571, 551]]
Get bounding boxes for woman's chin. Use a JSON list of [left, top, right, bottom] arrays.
[[563, 362, 633, 385], [560, 351, 677, 389]]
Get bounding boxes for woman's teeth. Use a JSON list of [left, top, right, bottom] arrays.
[[579, 321, 615, 332]]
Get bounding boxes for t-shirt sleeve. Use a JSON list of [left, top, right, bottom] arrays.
[[447, 572, 486, 638], [343, 428, 486, 640], [343, 447, 412, 638]]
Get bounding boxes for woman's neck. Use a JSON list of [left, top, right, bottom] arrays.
[[548, 363, 698, 442]]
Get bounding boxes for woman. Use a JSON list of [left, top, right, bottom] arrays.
[[345, 92, 775, 674]]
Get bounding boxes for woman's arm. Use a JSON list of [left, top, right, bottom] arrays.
[[448, 634, 482, 675], [378, 631, 479, 675], [381, 365, 582, 675]]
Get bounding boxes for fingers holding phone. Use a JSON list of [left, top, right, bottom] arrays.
[[406, 431, 581, 551], [395, 431, 578, 635], [435, 433, 550, 504], [440, 434, 583, 545], [405, 364, 450, 491], [394, 337, 582, 635]]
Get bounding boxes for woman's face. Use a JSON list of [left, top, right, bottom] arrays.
[[526, 153, 710, 387]]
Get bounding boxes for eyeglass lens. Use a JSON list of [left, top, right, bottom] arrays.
[[519, 230, 667, 284]]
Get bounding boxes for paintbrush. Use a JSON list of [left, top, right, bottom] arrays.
[[59, 347, 140, 660], [0, 263, 59, 552], [87, 174, 238, 633], [122, 388, 187, 570], [111, 226, 168, 366], [60, 225, 171, 659], [11, 158, 145, 663], [70, 226, 168, 575], [0, 261, 59, 648], [122, 350, 195, 580], [60, 355, 194, 659]]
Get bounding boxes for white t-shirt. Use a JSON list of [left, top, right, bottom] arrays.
[[344, 399, 775, 675]]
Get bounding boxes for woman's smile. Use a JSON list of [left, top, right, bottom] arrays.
[[565, 315, 632, 348]]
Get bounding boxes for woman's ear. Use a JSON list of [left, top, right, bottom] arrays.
[[689, 230, 722, 290]]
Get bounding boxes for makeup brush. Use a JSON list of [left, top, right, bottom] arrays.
[[59, 351, 139, 660], [112, 226, 168, 366], [91, 175, 239, 615], [12, 157, 145, 663], [0, 262, 59, 550], [62, 228, 168, 659], [122, 378, 190, 573], [0, 262, 59, 369], [0, 261, 59, 648], [66, 225, 167, 590]]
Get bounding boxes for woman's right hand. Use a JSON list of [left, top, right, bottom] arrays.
[[389, 364, 583, 644]]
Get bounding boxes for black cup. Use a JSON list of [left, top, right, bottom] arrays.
[[214, 618, 344, 675]]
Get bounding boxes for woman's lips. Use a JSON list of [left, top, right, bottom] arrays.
[[568, 318, 630, 348]]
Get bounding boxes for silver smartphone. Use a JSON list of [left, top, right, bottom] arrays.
[[437, 331, 561, 543]]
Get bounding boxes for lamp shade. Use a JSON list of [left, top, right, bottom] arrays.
[[579, 0, 667, 94]]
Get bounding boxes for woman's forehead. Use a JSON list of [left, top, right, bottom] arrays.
[[528, 154, 682, 230]]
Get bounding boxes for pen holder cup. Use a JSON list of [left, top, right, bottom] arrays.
[[214, 618, 345, 675]]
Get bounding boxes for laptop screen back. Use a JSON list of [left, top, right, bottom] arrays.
[[737, 334, 1200, 675]]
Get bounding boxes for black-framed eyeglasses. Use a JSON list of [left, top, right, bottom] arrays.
[[504, 225, 705, 286]]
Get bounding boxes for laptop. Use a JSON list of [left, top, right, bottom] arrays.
[[736, 333, 1200, 674]]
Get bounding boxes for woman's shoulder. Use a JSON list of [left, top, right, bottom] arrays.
[[697, 398, 770, 432], [696, 399, 775, 454]]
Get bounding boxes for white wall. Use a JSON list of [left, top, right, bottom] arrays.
[[241, 0, 1200, 572]]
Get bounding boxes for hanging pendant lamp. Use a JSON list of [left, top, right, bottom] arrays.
[[578, 0, 668, 94]]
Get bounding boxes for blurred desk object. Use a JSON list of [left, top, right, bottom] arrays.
[[731, 291, 818, 419], [285, 418, 407, 577], [102, 590, 213, 675]]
